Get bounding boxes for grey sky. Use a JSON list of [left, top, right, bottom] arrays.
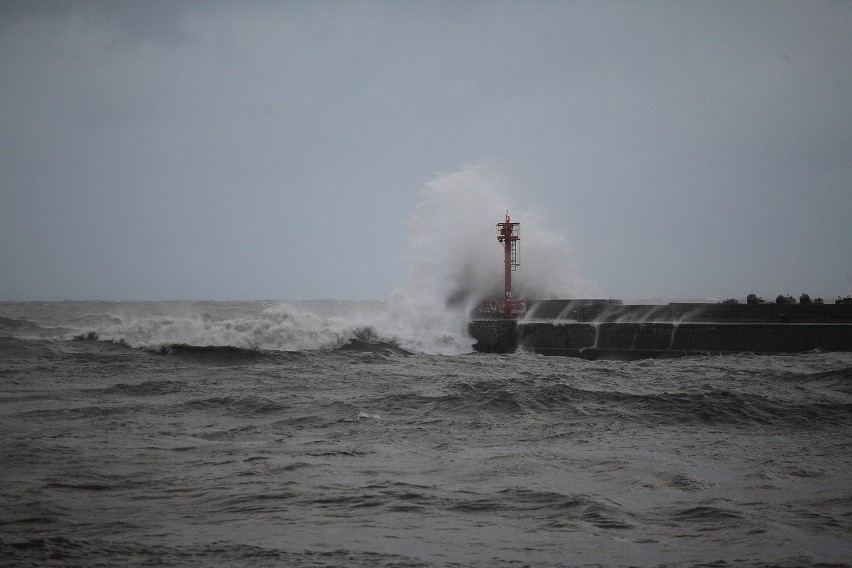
[[1, 0, 850, 301]]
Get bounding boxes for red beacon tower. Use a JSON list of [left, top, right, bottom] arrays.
[[496, 212, 521, 319]]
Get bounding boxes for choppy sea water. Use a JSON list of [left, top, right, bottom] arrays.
[[1, 301, 850, 567]]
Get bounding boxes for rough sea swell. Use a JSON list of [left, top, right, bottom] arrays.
[[1, 301, 851, 567]]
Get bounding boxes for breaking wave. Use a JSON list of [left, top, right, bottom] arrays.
[[72, 303, 366, 352], [70, 305, 421, 356]]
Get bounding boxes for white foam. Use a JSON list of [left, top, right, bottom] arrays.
[[385, 162, 598, 352], [89, 302, 356, 351]]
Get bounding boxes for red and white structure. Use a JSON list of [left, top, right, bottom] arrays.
[[496, 212, 523, 319]]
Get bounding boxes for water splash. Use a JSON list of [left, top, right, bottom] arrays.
[[387, 162, 598, 350]]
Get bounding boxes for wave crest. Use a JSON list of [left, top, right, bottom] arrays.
[[75, 303, 364, 352]]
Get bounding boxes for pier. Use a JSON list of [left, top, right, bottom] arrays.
[[469, 299, 852, 359]]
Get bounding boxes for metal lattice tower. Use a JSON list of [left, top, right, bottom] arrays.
[[496, 212, 520, 319]]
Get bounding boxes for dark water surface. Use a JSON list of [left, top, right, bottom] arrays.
[[1, 302, 850, 567]]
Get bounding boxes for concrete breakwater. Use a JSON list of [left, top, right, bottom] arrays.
[[469, 300, 852, 359]]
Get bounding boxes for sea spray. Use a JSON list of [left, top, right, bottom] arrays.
[[386, 163, 598, 351], [392, 162, 597, 311]]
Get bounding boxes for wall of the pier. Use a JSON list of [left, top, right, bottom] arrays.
[[468, 320, 518, 353], [517, 322, 852, 353], [519, 300, 852, 323], [470, 319, 852, 354], [477, 299, 852, 323]]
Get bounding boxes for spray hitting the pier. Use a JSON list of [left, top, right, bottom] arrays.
[[391, 163, 597, 311], [383, 163, 598, 350]]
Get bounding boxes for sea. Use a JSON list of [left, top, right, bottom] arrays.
[[1, 300, 850, 567]]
